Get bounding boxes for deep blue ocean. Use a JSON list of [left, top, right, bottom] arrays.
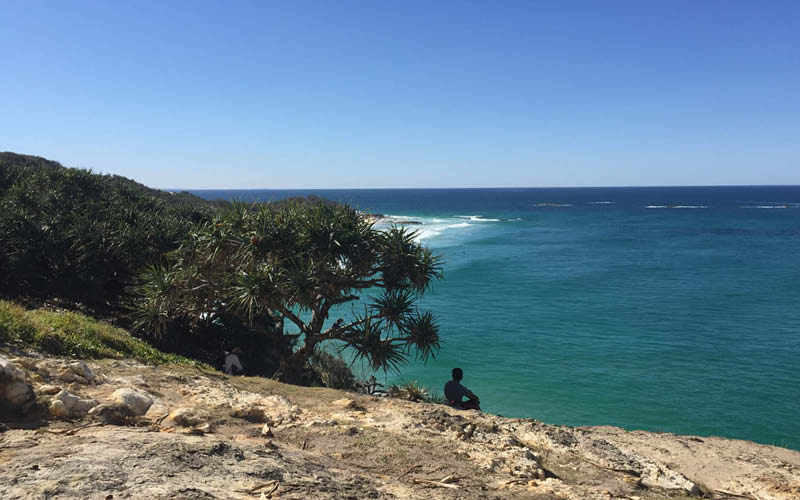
[[191, 186, 800, 450]]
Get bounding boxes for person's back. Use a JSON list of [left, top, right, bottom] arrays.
[[224, 350, 244, 375], [444, 367, 480, 410]]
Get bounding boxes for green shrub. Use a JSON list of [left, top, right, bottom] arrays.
[[310, 349, 359, 390], [0, 153, 216, 314], [0, 300, 205, 367], [0, 301, 36, 343], [387, 380, 444, 403]]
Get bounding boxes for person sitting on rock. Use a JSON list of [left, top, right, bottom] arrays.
[[224, 347, 244, 375], [444, 367, 481, 410]]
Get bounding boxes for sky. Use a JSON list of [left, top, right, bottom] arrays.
[[1, 0, 798, 189]]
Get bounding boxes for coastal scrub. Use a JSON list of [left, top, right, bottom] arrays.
[[0, 300, 203, 366]]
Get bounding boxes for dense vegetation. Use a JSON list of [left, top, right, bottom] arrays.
[[1, 153, 445, 385], [0, 152, 217, 314], [132, 201, 444, 383]]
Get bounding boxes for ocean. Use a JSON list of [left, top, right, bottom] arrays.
[[190, 186, 800, 450]]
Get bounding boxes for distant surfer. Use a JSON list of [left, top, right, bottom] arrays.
[[444, 367, 481, 410]]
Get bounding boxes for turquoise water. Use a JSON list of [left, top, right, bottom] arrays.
[[192, 187, 800, 450]]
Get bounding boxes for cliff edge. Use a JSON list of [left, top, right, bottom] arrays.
[[1, 353, 798, 500]]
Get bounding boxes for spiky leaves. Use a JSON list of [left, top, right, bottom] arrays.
[[130, 199, 443, 379], [379, 226, 443, 292], [371, 290, 414, 330], [130, 265, 177, 337], [349, 309, 408, 372], [403, 311, 440, 362]]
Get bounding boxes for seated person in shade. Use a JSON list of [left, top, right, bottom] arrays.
[[444, 367, 481, 410], [224, 348, 244, 375]]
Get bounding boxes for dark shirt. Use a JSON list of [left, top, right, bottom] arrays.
[[444, 380, 477, 408]]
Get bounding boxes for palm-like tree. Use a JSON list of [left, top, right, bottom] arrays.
[[132, 201, 443, 382]]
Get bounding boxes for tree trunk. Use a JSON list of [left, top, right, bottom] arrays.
[[274, 338, 317, 385]]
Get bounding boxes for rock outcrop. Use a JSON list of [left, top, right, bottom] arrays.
[[0, 357, 36, 417], [48, 389, 98, 419], [111, 387, 154, 416], [1, 354, 798, 500]]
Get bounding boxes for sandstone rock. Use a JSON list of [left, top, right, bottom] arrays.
[[195, 422, 213, 434], [162, 407, 200, 428], [463, 424, 476, 439], [59, 372, 89, 385], [49, 390, 98, 419], [111, 388, 154, 416], [49, 399, 69, 419], [332, 398, 365, 411], [88, 403, 135, 425], [10, 357, 40, 371], [37, 384, 62, 395], [144, 403, 170, 420], [640, 464, 699, 495], [182, 422, 213, 436], [261, 423, 274, 437], [231, 405, 268, 423], [58, 361, 95, 385], [0, 357, 36, 416], [266, 394, 302, 414]]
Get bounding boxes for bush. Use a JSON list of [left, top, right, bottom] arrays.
[[309, 349, 359, 391], [0, 300, 204, 367], [387, 380, 444, 403], [0, 153, 215, 314]]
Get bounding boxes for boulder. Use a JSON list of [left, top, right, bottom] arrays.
[[37, 384, 62, 395], [88, 403, 135, 425], [184, 422, 214, 436], [144, 403, 170, 420], [49, 390, 98, 419], [111, 388, 154, 416], [231, 405, 268, 423], [162, 408, 200, 428], [0, 357, 36, 417], [49, 400, 70, 419], [58, 361, 95, 385]]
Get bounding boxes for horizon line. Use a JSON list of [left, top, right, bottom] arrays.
[[170, 184, 800, 191]]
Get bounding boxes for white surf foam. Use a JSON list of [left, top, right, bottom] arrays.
[[415, 228, 443, 241], [741, 205, 790, 209], [454, 215, 501, 222], [645, 205, 708, 209], [588, 201, 615, 204]]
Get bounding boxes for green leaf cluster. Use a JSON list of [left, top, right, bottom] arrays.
[[131, 200, 444, 380], [0, 152, 215, 313]]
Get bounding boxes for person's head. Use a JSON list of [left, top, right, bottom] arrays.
[[452, 367, 463, 381]]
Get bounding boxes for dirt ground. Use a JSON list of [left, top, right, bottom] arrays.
[[2, 354, 799, 500]]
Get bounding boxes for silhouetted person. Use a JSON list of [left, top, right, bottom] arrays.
[[444, 367, 480, 410], [224, 347, 244, 375]]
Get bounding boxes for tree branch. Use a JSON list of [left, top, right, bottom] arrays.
[[323, 314, 383, 338], [278, 306, 307, 334]]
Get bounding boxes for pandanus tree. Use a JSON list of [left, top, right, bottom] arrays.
[[131, 201, 443, 382]]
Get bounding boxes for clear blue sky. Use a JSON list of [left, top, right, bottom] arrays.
[[1, 1, 798, 188]]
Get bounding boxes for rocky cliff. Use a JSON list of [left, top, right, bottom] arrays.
[[1, 352, 798, 500]]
